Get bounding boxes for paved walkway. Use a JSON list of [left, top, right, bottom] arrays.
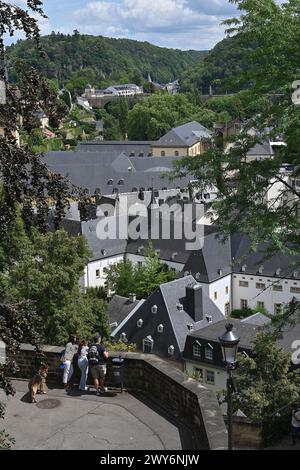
[[1, 380, 193, 450], [264, 435, 300, 450]]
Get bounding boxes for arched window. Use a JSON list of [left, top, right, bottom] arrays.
[[174, 150, 179, 156]]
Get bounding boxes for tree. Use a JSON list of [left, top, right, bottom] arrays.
[[104, 243, 176, 299], [173, 0, 300, 263], [230, 332, 300, 421], [0, 2, 88, 448], [0, 225, 110, 345], [107, 98, 129, 139], [127, 93, 195, 140]]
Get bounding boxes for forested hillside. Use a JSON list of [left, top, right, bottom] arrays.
[[180, 34, 254, 94], [7, 32, 206, 94]]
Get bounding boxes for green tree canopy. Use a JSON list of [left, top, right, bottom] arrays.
[[104, 243, 176, 299], [127, 93, 195, 140], [173, 0, 300, 263], [231, 332, 300, 421], [0, 223, 110, 345]]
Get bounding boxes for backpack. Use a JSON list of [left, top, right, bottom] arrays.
[[88, 345, 99, 365]]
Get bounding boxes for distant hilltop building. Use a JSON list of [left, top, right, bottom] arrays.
[[83, 83, 143, 99]]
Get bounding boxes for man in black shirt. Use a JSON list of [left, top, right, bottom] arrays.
[[88, 334, 109, 395]]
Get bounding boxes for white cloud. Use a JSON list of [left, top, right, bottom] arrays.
[[72, 0, 236, 49]]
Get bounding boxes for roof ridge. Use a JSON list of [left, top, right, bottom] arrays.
[[159, 284, 181, 352]]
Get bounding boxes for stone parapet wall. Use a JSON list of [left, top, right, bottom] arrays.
[[232, 418, 263, 449], [9, 344, 227, 450]]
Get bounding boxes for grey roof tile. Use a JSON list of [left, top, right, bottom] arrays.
[[108, 295, 140, 326], [154, 121, 212, 148]]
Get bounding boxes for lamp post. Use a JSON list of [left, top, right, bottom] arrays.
[[219, 323, 240, 450]]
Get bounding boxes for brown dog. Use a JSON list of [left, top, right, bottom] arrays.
[[28, 365, 48, 403]]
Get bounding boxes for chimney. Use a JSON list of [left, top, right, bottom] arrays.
[[129, 292, 136, 303], [185, 283, 203, 322]]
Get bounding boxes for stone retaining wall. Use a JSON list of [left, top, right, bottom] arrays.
[[9, 344, 227, 450]]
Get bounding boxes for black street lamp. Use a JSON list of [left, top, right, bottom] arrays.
[[219, 323, 240, 450]]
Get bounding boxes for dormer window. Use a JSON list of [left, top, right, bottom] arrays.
[[168, 345, 175, 356], [157, 324, 164, 333], [107, 179, 113, 185], [137, 245, 144, 254], [217, 269, 222, 276], [275, 268, 282, 276], [293, 271, 299, 278], [151, 305, 158, 314], [118, 179, 124, 185], [120, 332, 127, 342], [177, 303, 184, 312], [258, 265, 264, 274], [143, 336, 154, 353], [174, 151, 179, 156], [204, 344, 214, 360], [128, 166, 133, 172], [171, 252, 178, 260], [132, 187, 138, 192], [195, 272, 201, 280], [101, 249, 107, 256], [241, 264, 247, 272], [161, 151, 165, 156], [137, 319, 143, 328], [206, 315, 212, 323], [187, 324, 194, 331], [155, 249, 160, 256], [192, 341, 202, 358]]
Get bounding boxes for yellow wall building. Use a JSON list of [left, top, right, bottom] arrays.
[[151, 121, 212, 157]]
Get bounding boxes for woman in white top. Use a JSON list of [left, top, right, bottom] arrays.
[[62, 334, 78, 389], [77, 340, 89, 391]]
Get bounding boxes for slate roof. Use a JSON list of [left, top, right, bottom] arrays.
[[188, 319, 260, 350], [246, 141, 274, 157], [185, 315, 300, 357], [241, 312, 271, 326], [108, 295, 140, 327], [112, 275, 224, 358], [80, 215, 128, 262], [43, 145, 190, 195], [183, 231, 232, 282], [231, 233, 300, 279], [153, 121, 212, 148]]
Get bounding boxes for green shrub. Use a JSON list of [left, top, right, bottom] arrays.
[[0, 430, 15, 450]]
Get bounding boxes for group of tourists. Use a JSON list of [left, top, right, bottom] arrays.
[[61, 333, 109, 395]]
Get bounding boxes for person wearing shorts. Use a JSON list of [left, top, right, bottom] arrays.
[[88, 334, 109, 395]]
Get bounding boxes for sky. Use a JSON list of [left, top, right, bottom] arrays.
[[9, 0, 241, 50]]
